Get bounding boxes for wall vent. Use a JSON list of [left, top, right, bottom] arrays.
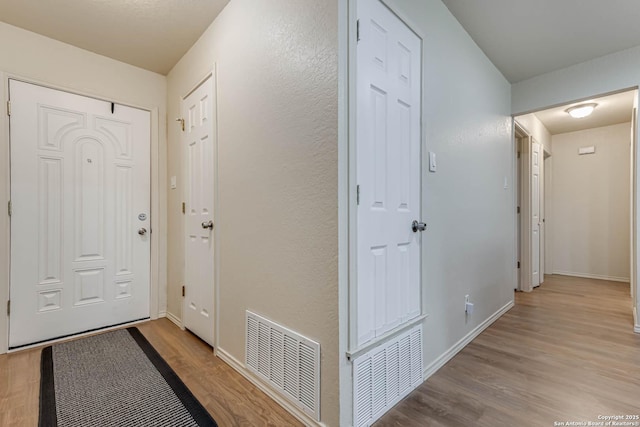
[[353, 324, 423, 427], [246, 311, 320, 421]]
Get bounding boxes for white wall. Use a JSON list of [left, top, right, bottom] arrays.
[[0, 22, 167, 354], [515, 113, 552, 153], [166, 1, 339, 425], [551, 123, 631, 282], [512, 47, 640, 328], [380, 0, 514, 380]]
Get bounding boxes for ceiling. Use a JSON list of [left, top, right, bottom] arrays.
[[441, 0, 640, 83], [0, 0, 229, 75], [530, 90, 635, 135], [4, 1, 640, 81]]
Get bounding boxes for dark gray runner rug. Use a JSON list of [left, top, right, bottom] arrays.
[[39, 327, 217, 427]]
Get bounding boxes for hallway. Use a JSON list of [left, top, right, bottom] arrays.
[[376, 275, 640, 426]]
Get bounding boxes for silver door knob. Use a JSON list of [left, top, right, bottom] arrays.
[[138, 228, 147, 235], [201, 220, 214, 230], [412, 220, 427, 233]]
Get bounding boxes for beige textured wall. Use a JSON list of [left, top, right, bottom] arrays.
[[0, 21, 167, 354], [166, 1, 339, 424], [551, 123, 631, 281]]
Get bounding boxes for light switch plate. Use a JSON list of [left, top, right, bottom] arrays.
[[429, 151, 437, 172], [170, 176, 177, 189]]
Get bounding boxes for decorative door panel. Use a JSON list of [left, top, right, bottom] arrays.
[[356, 0, 422, 347], [9, 80, 150, 348]]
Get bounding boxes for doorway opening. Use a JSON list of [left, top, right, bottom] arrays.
[[514, 89, 637, 319]]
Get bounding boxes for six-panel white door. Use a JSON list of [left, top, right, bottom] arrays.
[[182, 76, 215, 346], [9, 80, 151, 348], [531, 139, 541, 287], [356, 0, 422, 347]]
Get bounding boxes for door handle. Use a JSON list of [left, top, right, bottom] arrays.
[[412, 220, 427, 233], [138, 228, 147, 235], [201, 220, 214, 230]]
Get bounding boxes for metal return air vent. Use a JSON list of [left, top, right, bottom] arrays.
[[353, 324, 423, 427], [246, 311, 320, 421]]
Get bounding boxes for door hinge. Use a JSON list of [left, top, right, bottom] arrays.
[[517, 261, 520, 269], [357, 19, 360, 42], [182, 285, 185, 297], [517, 206, 520, 214], [6, 101, 10, 116], [517, 152, 520, 159], [6, 300, 9, 316], [356, 185, 360, 205], [7, 200, 11, 217], [182, 202, 185, 214]]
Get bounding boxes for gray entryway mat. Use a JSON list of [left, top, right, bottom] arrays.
[[39, 327, 217, 427]]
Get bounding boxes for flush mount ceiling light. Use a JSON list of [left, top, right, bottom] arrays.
[[566, 103, 597, 119]]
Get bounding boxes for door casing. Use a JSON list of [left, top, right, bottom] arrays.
[[180, 68, 218, 349], [347, 0, 427, 354]]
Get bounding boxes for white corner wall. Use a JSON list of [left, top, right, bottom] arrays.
[[0, 22, 168, 355], [551, 123, 631, 282], [379, 0, 514, 383], [166, 1, 339, 425]]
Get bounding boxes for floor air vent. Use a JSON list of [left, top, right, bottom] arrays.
[[353, 324, 423, 427], [246, 311, 320, 421]]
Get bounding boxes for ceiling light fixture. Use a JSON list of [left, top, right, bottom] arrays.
[[566, 103, 597, 119]]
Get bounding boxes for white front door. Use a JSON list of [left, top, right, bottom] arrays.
[[531, 139, 541, 287], [182, 76, 215, 346], [356, 0, 422, 347], [9, 80, 151, 348]]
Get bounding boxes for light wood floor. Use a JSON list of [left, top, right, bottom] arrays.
[[376, 275, 640, 426], [1, 275, 639, 426], [0, 318, 302, 427]]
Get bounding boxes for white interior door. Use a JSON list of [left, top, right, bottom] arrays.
[[356, 0, 422, 347], [539, 150, 545, 283], [531, 139, 541, 287], [9, 80, 150, 348], [182, 76, 215, 346], [516, 137, 522, 290]]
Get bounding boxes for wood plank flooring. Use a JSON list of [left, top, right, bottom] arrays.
[[0, 318, 301, 427], [1, 275, 638, 426], [375, 275, 640, 427]]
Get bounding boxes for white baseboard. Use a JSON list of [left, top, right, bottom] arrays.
[[165, 311, 184, 330], [423, 301, 514, 380], [553, 271, 630, 283], [634, 307, 640, 334], [216, 347, 326, 427]]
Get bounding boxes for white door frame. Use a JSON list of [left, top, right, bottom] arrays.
[[341, 1, 427, 424], [515, 123, 535, 292], [347, 0, 427, 354], [0, 72, 165, 354], [179, 67, 219, 351]]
